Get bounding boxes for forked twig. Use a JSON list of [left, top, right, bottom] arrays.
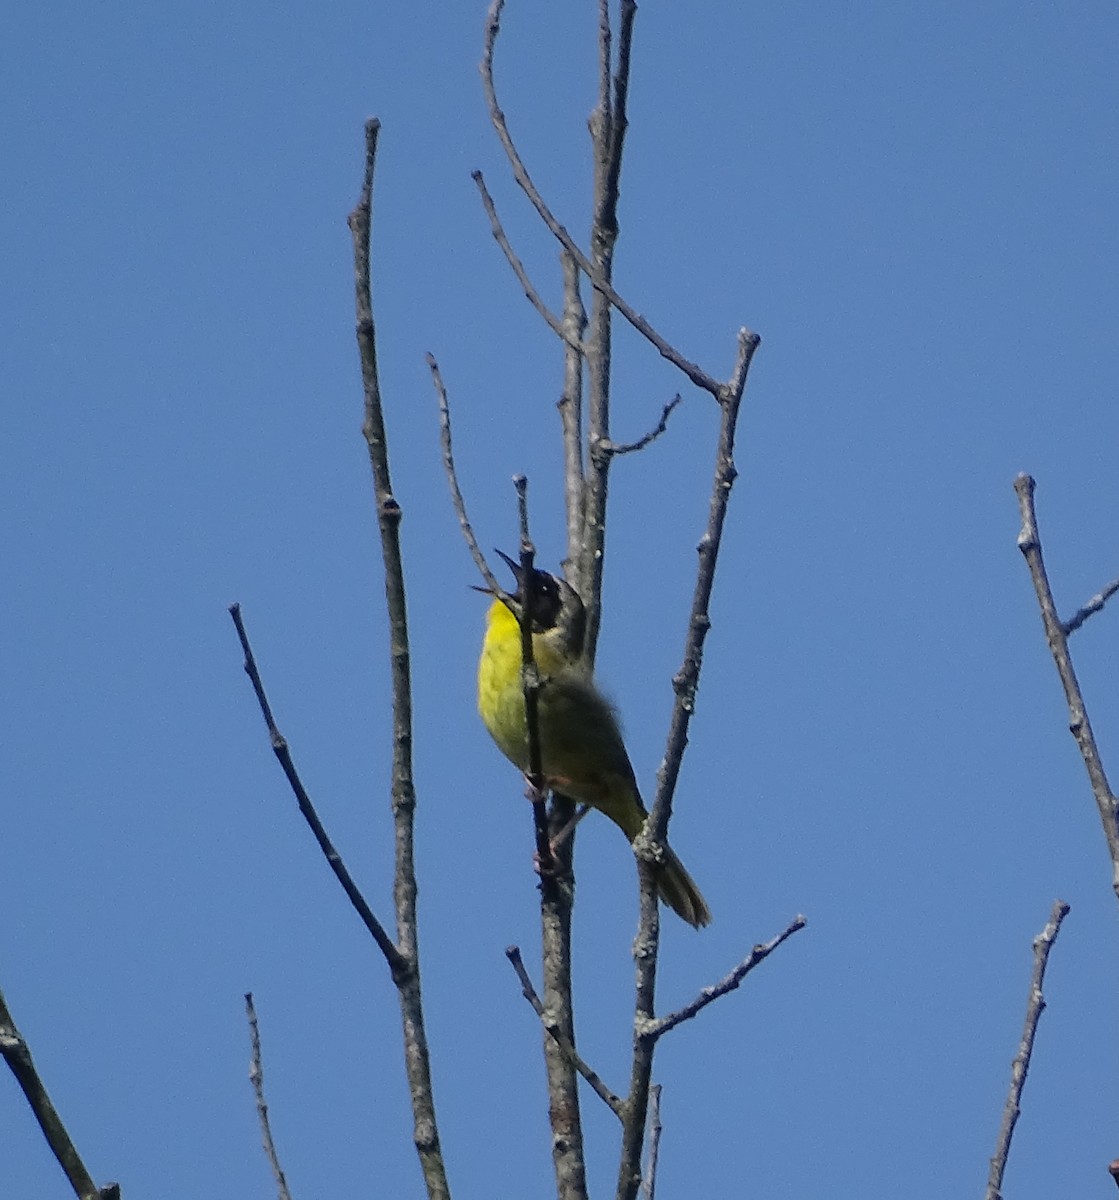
[[505, 946, 623, 1117], [985, 900, 1070, 1200], [245, 993, 294, 1200], [480, 1, 722, 399], [621, 323, 761, 1200], [1014, 474, 1119, 896]]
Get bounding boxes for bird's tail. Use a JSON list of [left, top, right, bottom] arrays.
[[657, 844, 712, 929]]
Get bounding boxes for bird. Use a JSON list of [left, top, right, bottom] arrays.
[[477, 551, 712, 928]]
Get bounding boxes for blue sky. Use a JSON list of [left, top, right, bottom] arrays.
[[4, 2, 1119, 1197]]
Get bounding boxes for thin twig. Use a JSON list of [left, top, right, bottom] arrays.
[[551, 247, 591, 1200], [428, 352, 503, 596], [607, 1, 637, 215], [347, 117, 450, 1200], [559, 250, 587, 574], [244, 993, 294, 1200], [640, 1084, 663, 1200], [1063, 575, 1119, 636], [643, 916, 808, 1041], [479, 3, 722, 399], [506, 946, 623, 1118], [0, 985, 119, 1200], [985, 900, 1071, 1200], [621, 326, 760, 1200], [595, 395, 681, 460], [649, 328, 760, 847], [471, 172, 573, 346], [1014, 474, 1119, 898], [228, 604, 406, 975]]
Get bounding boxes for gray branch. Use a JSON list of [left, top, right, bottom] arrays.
[[245, 993, 294, 1200], [0, 985, 120, 1200], [985, 900, 1070, 1200], [1014, 473, 1119, 899]]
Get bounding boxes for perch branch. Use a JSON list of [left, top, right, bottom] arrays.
[[0, 984, 119, 1200], [513, 475, 587, 1198], [1014, 474, 1119, 897], [245, 993, 294, 1200], [506, 946, 623, 1118], [985, 899, 1071, 1200], [513, 476, 557, 877]]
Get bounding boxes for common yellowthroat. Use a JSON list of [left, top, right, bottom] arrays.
[[477, 553, 712, 928]]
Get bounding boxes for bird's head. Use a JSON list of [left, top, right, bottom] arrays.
[[487, 550, 587, 659]]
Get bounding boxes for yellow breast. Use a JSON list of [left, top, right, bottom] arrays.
[[478, 599, 570, 769]]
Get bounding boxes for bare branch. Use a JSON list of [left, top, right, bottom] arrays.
[[1063, 574, 1119, 636], [620, 326, 761, 1200], [428, 353, 504, 597], [1014, 474, 1119, 898], [228, 604, 404, 972], [986, 900, 1071, 1200], [607, 2, 637, 213], [594, 395, 681, 460], [244, 993, 294, 1200], [510, 470, 587, 1196], [640, 1084, 663, 1200], [0, 985, 119, 1200], [506, 946, 624, 1118], [346, 118, 450, 1200], [559, 251, 587, 572], [479, 3, 723, 399], [650, 327, 761, 849], [471, 172, 573, 346], [644, 916, 807, 1041]]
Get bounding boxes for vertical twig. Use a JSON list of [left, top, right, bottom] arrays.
[[640, 1084, 663, 1200], [559, 250, 587, 582], [618, 327, 760, 1200], [985, 900, 1071, 1200], [480, 0, 722, 399], [245, 993, 294, 1200], [0, 984, 119, 1200], [514, 474, 588, 1199], [579, 0, 636, 662], [1014, 474, 1119, 899], [512, 476, 555, 875], [347, 117, 451, 1200]]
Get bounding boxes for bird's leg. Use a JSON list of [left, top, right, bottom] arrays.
[[549, 803, 590, 855], [523, 776, 559, 876]]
